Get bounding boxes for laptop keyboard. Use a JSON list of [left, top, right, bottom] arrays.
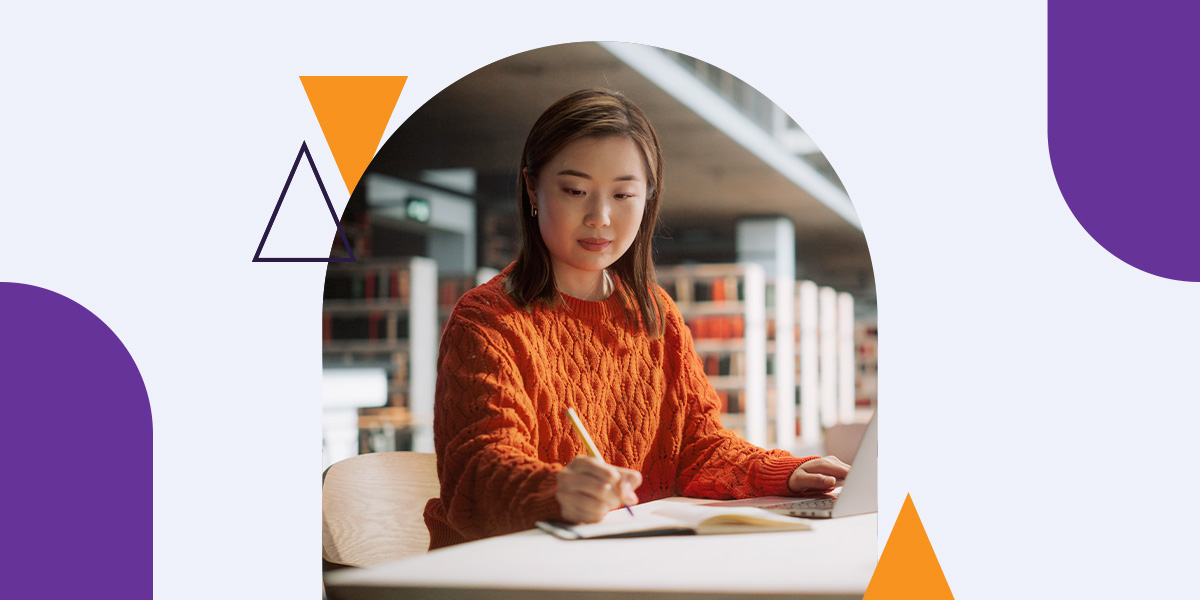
[[758, 497, 835, 510]]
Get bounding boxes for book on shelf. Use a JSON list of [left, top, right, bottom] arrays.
[[730, 352, 744, 377], [672, 278, 692, 304], [535, 501, 812, 540], [326, 314, 400, 341], [685, 315, 745, 340], [391, 352, 408, 381], [324, 260, 416, 303], [363, 269, 376, 298], [698, 354, 734, 377], [854, 321, 878, 411], [367, 312, 380, 340]]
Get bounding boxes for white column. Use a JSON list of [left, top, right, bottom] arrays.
[[736, 218, 795, 450], [797, 281, 820, 445], [837, 292, 856, 425], [741, 264, 768, 448], [774, 259, 796, 451], [408, 257, 438, 452], [818, 286, 838, 430], [475, 267, 501, 287]]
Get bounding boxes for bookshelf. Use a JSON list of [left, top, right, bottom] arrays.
[[435, 267, 501, 337], [796, 281, 868, 452], [322, 256, 438, 455], [854, 321, 878, 415], [657, 263, 768, 447], [657, 264, 871, 454]]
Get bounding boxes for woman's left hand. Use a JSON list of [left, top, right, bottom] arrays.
[[787, 456, 851, 493]]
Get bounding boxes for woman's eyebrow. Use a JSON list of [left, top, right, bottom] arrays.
[[556, 169, 642, 182]]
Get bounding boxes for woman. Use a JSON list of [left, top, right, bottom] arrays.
[[423, 89, 849, 549]]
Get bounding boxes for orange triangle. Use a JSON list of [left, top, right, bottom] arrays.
[[864, 494, 955, 600], [300, 76, 407, 195]]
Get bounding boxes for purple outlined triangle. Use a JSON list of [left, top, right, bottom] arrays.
[[253, 141, 356, 262]]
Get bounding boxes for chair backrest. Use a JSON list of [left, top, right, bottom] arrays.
[[322, 451, 440, 567]]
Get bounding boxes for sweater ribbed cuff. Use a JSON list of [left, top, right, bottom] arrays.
[[427, 520, 467, 551], [525, 471, 565, 524], [757, 454, 820, 497]]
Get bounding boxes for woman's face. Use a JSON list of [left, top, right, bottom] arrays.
[[526, 135, 648, 295]]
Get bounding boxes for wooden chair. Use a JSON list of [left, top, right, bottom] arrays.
[[322, 451, 440, 567]]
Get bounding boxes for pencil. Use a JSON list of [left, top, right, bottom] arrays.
[[565, 407, 635, 517]]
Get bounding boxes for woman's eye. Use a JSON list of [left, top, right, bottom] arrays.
[[563, 188, 585, 197]]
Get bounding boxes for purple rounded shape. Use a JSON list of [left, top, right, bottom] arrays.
[[0, 282, 152, 599], [1049, 1, 1200, 282]]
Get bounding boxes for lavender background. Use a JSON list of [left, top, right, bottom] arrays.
[[0, 2, 1196, 598]]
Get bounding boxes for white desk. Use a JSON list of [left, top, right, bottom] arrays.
[[325, 498, 876, 600]]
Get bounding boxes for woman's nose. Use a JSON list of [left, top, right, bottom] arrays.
[[584, 197, 610, 227]]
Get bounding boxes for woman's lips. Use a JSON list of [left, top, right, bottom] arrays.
[[578, 238, 611, 251]]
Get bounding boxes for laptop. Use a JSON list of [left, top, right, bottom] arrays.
[[701, 413, 877, 519]]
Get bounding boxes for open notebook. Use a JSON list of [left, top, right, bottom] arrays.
[[535, 501, 812, 540]]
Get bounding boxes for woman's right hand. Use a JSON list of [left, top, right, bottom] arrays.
[[556, 456, 643, 523]]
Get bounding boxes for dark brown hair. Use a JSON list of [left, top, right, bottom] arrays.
[[505, 89, 665, 337]]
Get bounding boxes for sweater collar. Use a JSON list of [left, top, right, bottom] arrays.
[[499, 262, 630, 323], [557, 288, 626, 322]]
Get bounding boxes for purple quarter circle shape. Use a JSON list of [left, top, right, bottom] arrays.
[[253, 141, 357, 263], [1, 282, 152, 599], [1048, 1, 1200, 282]]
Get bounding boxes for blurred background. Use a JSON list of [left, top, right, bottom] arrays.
[[321, 42, 877, 469]]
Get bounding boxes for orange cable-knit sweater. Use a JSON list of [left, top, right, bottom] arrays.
[[423, 267, 815, 549]]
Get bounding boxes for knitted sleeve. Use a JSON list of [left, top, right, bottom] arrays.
[[662, 292, 815, 498], [432, 309, 564, 541]]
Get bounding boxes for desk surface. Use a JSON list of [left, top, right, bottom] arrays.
[[325, 497, 877, 600]]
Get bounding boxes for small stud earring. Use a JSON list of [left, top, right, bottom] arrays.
[[531, 205, 538, 218]]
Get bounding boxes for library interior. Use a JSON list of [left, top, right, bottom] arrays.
[[322, 42, 876, 470], [320, 43, 879, 595]]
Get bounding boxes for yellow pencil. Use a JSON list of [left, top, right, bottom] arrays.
[[565, 407, 635, 517]]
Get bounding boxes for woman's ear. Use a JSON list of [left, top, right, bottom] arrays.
[[522, 168, 537, 203]]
